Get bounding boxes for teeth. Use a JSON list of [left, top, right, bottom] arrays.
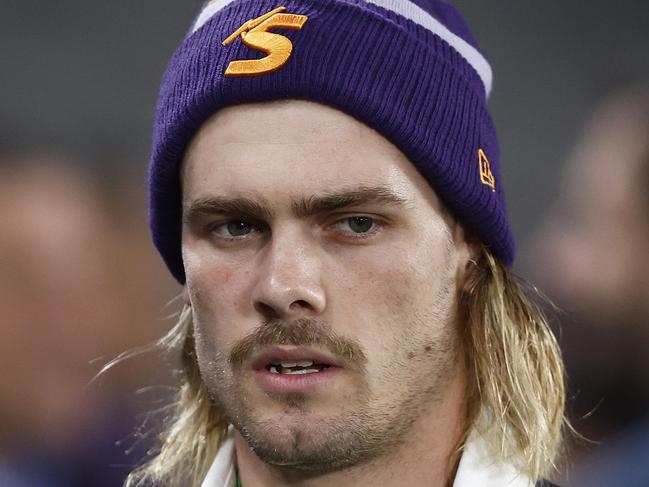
[[270, 360, 315, 368], [267, 365, 321, 375], [282, 360, 315, 368], [279, 361, 298, 368], [281, 368, 320, 375]]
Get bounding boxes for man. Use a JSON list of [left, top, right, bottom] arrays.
[[131, 1, 565, 485]]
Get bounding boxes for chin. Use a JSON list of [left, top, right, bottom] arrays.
[[244, 424, 360, 471], [233, 407, 389, 472]]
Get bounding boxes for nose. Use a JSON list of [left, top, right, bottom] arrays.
[[251, 230, 326, 320]]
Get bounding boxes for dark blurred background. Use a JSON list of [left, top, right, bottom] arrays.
[[1, 1, 648, 486]]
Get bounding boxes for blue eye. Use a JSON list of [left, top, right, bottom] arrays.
[[346, 216, 374, 233], [333, 216, 380, 237], [211, 219, 260, 239], [227, 220, 253, 236]]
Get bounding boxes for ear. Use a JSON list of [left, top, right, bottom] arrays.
[[182, 285, 191, 306], [451, 221, 481, 292]]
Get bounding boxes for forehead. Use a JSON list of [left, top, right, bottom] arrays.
[[181, 100, 439, 208]]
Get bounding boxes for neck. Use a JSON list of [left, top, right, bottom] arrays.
[[235, 366, 468, 487]]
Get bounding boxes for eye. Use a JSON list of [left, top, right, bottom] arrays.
[[210, 219, 264, 240], [332, 216, 381, 237]]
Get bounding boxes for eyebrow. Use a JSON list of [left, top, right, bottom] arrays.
[[183, 185, 409, 224], [291, 185, 408, 218], [184, 195, 273, 224]]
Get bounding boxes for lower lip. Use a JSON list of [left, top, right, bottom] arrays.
[[254, 367, 341, 393]]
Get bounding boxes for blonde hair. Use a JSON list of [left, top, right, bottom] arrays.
[[461, 248, 566, 480], [124, 247, 566, 486]]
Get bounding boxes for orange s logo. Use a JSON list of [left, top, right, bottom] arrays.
[[222, 6, 308, 77]]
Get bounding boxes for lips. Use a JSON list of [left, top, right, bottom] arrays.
[[251, 346, 343, 393]]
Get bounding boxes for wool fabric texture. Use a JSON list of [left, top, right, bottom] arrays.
[[150, 0, 515, 283]]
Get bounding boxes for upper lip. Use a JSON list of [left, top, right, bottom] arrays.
[[251, 346, 342, 371]]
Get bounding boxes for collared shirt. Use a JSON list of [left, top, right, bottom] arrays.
[[201, 429, 534, 487]]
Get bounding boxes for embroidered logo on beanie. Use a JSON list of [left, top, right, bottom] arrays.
[[478, 148, 496, 192], [222, 6, 308, 77]]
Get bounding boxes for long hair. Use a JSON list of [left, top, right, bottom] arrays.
[[460, 248, 566, 480], [124, 247, 566, 486]]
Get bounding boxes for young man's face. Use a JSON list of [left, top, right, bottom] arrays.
[[181, 100, 472, 470]]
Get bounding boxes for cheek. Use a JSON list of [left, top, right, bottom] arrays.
[[334, 253, 424, 354], [342, 238, 453, 318], [184, 257, 254, 344], [332, 236, 457, 361]]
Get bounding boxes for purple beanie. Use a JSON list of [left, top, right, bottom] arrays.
[[150, 0, 514, 283]]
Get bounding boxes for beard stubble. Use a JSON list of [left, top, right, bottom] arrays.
[[196, 307, 460, 473]]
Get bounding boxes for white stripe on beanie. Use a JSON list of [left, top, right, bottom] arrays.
[[192, 0, 237, 34], [192, 0, 492, 96], [365, 0, 492, 96]]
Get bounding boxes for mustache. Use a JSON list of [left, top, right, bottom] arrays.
[[228, 318, 367, 368]]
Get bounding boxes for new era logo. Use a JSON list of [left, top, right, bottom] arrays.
[[222, 6, 308, 77], [478, 148, 496, 192]]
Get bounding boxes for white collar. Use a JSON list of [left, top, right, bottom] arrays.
[[201, 431, 237, 487], [201, 429, 534, 487], [453, 430, 533, 487]]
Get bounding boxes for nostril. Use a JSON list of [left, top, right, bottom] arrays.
[[254, 301, 281, 319], [254, 298, 313, 318], [289, 299, 311, 310]]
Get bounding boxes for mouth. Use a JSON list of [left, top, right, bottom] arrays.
[[252, 346, 340, 373], [251, 347, 342, 393], [266, 359, 331, 375]]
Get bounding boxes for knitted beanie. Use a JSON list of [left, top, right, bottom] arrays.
[[150, 0, 514, 283]]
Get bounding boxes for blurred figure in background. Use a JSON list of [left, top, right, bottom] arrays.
[[0, 156, 177, 486], [528, 85, 649, 487]]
